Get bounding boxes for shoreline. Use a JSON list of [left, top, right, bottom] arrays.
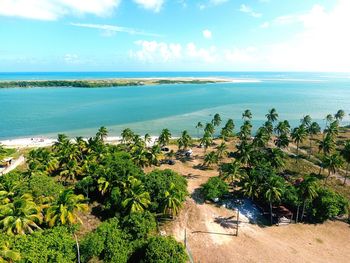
[[0, 77, 261, 88], [0, 135, 161, 149]]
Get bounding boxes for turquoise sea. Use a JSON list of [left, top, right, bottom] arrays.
[[1, 72, 350, 139]]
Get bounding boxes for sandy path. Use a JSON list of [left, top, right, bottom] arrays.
[[157, 144, 350, 263], [0, 155, 25, 175]]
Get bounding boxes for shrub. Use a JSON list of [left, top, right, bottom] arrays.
[[80, 218, 131, 263], [141, 236, 188, 263], [201, 177, 229, 201], [121, 211, 157, 240], [143, 169, 188, 213], [310, 188, 349, 222], [1, 227, 76, 263]]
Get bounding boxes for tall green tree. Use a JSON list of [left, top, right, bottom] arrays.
[[158, 128, 172, 147], [264, 175, 284, 225], [212, 113, 222, 127], [341, 140, 350, 185], [308, 122, 321, 157], [96, 126, 108, 141], [242, 109, 252, 120], [298, 176, 319, 221], [177, 131, 192, 150], [0, 194, 43, 235], [265, 108, 279, 123], [195, 122, 203, 138], [321, 153, 343, 184], [121, 177, 151, 214], [291, 125, 308, 161], [45, 189, 88, 227], [203, 151, 219, 168]]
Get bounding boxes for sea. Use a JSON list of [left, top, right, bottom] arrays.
[[1, 72, 350, 140]]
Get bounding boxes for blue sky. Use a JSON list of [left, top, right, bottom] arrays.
[[0, 0, 349, 72]]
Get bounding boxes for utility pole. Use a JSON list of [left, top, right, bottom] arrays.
[[236, 208, 240, 237]]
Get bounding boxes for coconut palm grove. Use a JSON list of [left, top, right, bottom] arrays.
[[0, 108, 349, 262]]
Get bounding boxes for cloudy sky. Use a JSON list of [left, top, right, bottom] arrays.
[[0, 0, 349, 71]]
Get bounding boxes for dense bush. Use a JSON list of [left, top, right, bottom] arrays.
[[201, 177, 229, 201], [80, 218, 131, 263], [143, 169, 188, 213], [121, 211, 157, 240], [0, 227, 76, 263], [141, 236, 188, 263], [310, 188, 349, 222]]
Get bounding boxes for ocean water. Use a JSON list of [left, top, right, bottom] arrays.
[[0, 72, 350, 139]]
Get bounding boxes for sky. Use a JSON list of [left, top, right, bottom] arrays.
[[0, 0, 349, 72]]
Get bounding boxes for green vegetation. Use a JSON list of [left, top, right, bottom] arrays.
[[0, 79, 222, 89], [0, 128, 189, 262], [202, 177, 229, 201]]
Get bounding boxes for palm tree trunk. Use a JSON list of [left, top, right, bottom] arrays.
[[296, 204, 300, 223], [301, 200, 306, 222], [344, 162, 349, 185], [309, 136, 312, 159], [270, 202, 273, 225], [325, 170, 331, 184], [295, 142, 299, 163]]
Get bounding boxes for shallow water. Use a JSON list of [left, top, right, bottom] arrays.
[[1, 72, 350, 139]]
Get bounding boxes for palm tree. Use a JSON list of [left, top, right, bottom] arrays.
[[221, 119, 235, 140], [308, 122, 321, 157], [326, 121, 339, 139], [45, 189, 88, 227], [220, 161, 241, 184], [96, 126, 108, 141], [321, 153, 343, 184], [298, 176, 318, 221], [325, 114, 334, 127], [200, 132, 213, 152], [216, 142, 227, 160], [203, 151, 219, 168], [195, 122, 203, 138], [0, 242, 21, 262], [242, 109, 252, 120], [121, 177, 151, 214], [300, 115, 312, 127], [236, 141, 253, 167], [144, 133, 152, 145], [266, 108, 278, 123], [240, 173, 259, 201], [267, 148, 285, 171], [318, 134, 335, 155], [253, 127, 269, 149], [158, 128, 171, 146], [341, 140, 350, 185], [274, 120, 290, 136], [121, 128, 135, 144], [291, 125, 307, 161], [177, 130, 192, 150], [204, 123, 215, 136], [334, 109, 345, 123], [274, 133, 289, 149], [0, 194, 43, 235], [238, 121, 252, 141], [212, 113, 222, 127], [162, 183, 184, 218], [264, 176, 284, 225]]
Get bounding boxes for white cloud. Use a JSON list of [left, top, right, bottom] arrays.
[[64, 54, 80, 64], [239, 4, 262, 18], [70, 23, 161, 37], [259, 22, 270, 28], [265, 0, 350, 71], [224, 47, 258, 63], [202, 29, 212, 39], [133, 0, 164, 12], [0, 0, 121, 20], [130, 40, 182, 62], [198, 0, 228, 10], [186, 42, 217, 63], [130, 40, 217, 64]]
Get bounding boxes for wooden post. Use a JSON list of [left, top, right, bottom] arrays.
[[74, 234, 81, 263], [236, 209, 239, 236]]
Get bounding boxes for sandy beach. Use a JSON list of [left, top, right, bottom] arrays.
[[0, 136, 160, 149]]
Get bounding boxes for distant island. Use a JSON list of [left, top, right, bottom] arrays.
[[0, 78, 227, 88]]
